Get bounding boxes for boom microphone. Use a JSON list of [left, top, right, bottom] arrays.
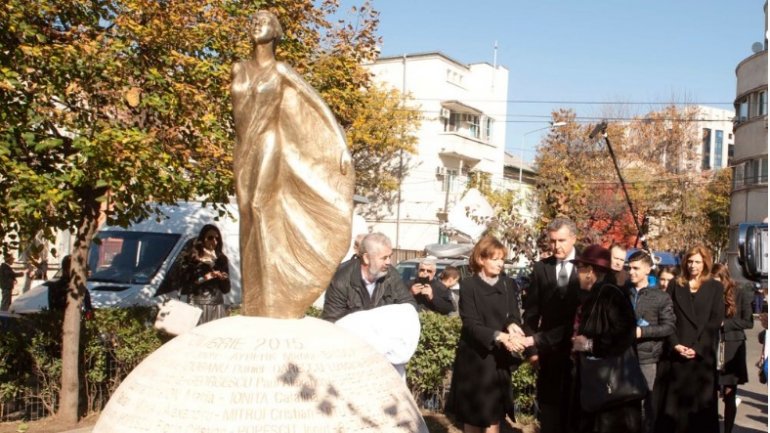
[[588, 121, 608, 139]]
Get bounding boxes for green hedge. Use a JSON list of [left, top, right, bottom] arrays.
[[0, 307, 162, 419]]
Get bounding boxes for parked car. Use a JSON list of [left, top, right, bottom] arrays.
[[11, 201, 241, 313], [396, 257, 471, 285], [625, 248, 680, 267]]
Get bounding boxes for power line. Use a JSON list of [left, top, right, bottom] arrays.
[[396, 96, 736, 106]]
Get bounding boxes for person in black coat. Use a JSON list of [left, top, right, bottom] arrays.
[[408, 257, 455, 315], [47, 255, 94, 318], [447, 236, 524, 433], [521, 218, 581, 433], [180, 224, 231, 325], [712, 263, 753, 433], [657, 245, 724, 433], [570, 244, 642, 433], [0, 253, 24, 311]]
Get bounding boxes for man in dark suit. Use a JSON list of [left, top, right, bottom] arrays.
[[517, 217, 581, 433]]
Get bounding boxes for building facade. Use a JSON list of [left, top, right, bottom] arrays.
[[502, 152, 537, 223], [697, 106, 736, 171], [364, 52, 509, 251], [727, 1, 768, 281]]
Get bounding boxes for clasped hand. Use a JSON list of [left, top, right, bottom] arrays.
[[674, 344, 696, 359], [571, 335, 591, 352], [500, 324, 531, 353]]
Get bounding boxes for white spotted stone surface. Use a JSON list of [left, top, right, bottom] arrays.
[[93, 316, 428, 433]]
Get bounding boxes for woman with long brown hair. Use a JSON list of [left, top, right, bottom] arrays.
[[181, 224, 231, 324], [712, 263, 753, 433], [658, 244, 724, 433]]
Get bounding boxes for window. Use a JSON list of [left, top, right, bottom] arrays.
[[445, 113, 459, 133], [444, 112, 480, 139], [468, 115, 480, 139], [714, 130, 723, 169], [701, 128, 711, 170], [441, 169, 459, 192], [484, 117, 493, 141], [446, 69, 464, 86], [737, 99, 749, 122], [760, 91, 768, 116], [744, 159, 768, 185], [734, 163, 745, 188], [728, 144, 735, 166], [88, 231, 180, 285]]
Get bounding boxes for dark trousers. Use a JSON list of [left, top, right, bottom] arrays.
[[539, 402, 570, 433], [0, 288, 11, 311]]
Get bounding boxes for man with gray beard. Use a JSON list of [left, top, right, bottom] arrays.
[[322, 233, 416, 322]]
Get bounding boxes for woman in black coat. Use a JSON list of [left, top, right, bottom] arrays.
[[712, 264, 753, 433], [447, 236, 523, 433], [658, 245, 724, 433], [570, 245, 642, 433], [181, 224, 231, 324]]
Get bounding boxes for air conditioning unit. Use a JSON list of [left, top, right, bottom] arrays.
[[436, 166, 447, 176], [439, 108, 451, 119]]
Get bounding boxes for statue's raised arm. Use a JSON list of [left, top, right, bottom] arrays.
[[231, 11, 355, 318]]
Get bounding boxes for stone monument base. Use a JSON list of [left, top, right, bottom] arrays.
[[93, 315, 428, 432]]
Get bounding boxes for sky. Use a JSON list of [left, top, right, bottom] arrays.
[[338, 0, 767, 162]]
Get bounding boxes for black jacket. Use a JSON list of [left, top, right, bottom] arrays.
[[410, 278, 455, 315], [627, 284, 676, 364], [321, 258, 416, 322], [448, 274, 522, 426], [522, 255, 582, 406], [0, 262, 22, 291], [722, 287, 754, 361], [180, 254, 231, 305]]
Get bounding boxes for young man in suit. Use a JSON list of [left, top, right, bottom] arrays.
[[516, 217, 581, 433]]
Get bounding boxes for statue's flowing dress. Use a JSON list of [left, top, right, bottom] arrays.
[[231, 60, 354, 318]]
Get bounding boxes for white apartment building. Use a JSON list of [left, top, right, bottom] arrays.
[[365, 52, 509, 251], [697, 105, 736, 171]]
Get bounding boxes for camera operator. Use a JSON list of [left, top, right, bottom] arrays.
[[410, 257, 455, 315]]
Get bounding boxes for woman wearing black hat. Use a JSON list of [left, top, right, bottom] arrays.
[[570, 244, 642, 433]]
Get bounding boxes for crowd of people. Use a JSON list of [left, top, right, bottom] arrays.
[[0, 215, 761, 432], [320, 220, 761, 433]]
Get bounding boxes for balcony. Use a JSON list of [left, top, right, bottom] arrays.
[[437, 132, 496, 165]]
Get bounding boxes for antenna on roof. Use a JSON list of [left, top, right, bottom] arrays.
[[751, 42, 764, 53], [493, 41, 498, 68], [491, 41, 498, 91]]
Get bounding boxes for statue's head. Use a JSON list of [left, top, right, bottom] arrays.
[[249, 11, 283, 48]]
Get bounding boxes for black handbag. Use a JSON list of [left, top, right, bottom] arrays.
[[578, 285, 648, 412]]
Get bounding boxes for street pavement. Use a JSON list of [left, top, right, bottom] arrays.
[[728, 320, 768, 433]]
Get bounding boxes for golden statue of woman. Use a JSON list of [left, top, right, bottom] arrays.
[[231, 11, 355, 318]]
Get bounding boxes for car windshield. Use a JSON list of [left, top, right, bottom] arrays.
[[396, 262, 451, 284], [88, 231, 180, 285]]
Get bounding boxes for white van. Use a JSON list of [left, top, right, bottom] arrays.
[[10, 201, 241, 313]]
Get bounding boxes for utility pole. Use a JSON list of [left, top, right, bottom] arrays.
[[394, 54, 406, 250]]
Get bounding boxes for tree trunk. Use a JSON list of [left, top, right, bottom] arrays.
[[57, 192, 101, 424]]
